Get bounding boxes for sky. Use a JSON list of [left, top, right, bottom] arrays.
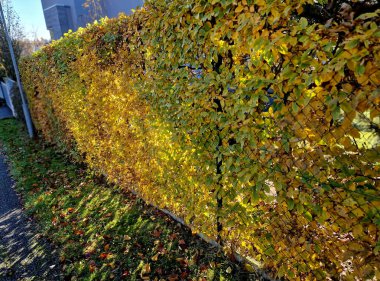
[[11, 0, 50, 40]]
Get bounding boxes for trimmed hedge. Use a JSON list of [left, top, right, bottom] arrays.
[[21, 1, 380, 279]]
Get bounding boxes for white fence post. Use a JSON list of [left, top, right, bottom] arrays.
[[1, 79, 17, 117]]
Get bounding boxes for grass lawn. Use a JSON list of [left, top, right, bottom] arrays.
[[0, 119, 262, 281]]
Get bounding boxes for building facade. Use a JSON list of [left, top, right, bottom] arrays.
[[41, 0, 144, 40]]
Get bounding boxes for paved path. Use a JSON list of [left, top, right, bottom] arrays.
[[0, 150, 61, 280], [0, 106, 13, 120]]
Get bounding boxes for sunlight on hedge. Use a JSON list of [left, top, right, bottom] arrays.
[[20, 1, 380, 279]]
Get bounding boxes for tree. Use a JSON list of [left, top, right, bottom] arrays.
[[0, 0, 24, 79], [83, 0, 106, 22]]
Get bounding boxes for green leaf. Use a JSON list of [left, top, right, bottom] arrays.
[[356, 12, 378, 20], [303, 211, 313, 221], [292, 102, 299, 113], [299, 17, 308, 29], [355, 64, 365, 76], [332, 105, 341, 122], [287, 199, 295, 210], [353, 176, 368, 182]]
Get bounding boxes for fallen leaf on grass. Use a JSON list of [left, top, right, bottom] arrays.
[[200, 264, 208, 272], [89, 260, 96, 272], [169, 233, 178, 240], [168, 274, 179, 281], [151, 253, 160, 261], [176, 258, 188, 267], [99, 252, 111, 259], [155, 267, 163, 275], [178, 239, 187, 250], [180, 271, 189, 279], [107, 262, 116, 269], [89, 264, 96, 273], [140, 263, 151, 279], [104, 212, 113, 218], [75, 230, 84, 236], [152, 229, 162, 237], [103, 234, 111, 240], [138, 252, 145, 258]]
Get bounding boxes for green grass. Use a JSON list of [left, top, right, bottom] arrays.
[[0, 119, 261, 281]]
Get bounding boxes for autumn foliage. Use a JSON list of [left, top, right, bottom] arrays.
[[20, 0, 379, 279]]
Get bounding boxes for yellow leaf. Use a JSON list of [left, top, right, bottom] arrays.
[[151, 253, 160, 261], [352, 225, 363, 238], [235, 5, 244, 13], [244, 263, 256, 272], [349, 242, 365, 252]]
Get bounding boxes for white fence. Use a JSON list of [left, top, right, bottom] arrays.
[[0, 78, 17, 117]]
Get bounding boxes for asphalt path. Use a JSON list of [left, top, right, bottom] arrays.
[[0, 148, 61, 280]]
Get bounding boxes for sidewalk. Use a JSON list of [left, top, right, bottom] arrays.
[[0, 150, 61, 280]]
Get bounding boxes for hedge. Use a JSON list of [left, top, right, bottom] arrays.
[[20, 0, 380, 279]]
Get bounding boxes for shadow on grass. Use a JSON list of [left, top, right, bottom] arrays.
[[0, 118, 269, 281]]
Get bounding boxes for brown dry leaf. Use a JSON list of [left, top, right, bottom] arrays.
[[168, 274, 179, 281], [141, 263, 151, 276], [89, 260, 96, 272], [89, 264, 96, 273], [75, 230, 84, 236], [152, 229, 162, 237], [99, 252, 109, 259], [200, 264, 208, 272], [176, 258, 188, 267], [155, 267, 163, 275], [169, 233, 178, 240], [180, 271, 189, 279], [103, 234, 111, 240], [151, 253, 160, 261]]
